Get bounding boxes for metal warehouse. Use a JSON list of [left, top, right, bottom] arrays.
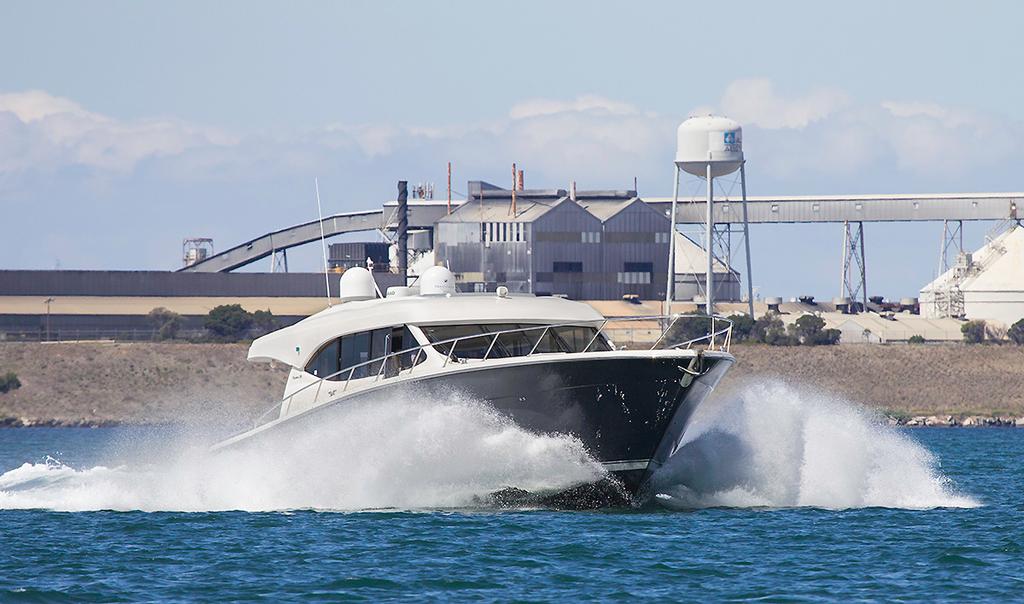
[[434, 182, 740, 300]]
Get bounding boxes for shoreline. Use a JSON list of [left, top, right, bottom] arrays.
[[2, 341, 1024, 427], [3, 416, 1023, 429]]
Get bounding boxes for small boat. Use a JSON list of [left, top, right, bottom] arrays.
[[213, 265, 734, 504]]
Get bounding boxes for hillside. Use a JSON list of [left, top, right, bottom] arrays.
[[1, 341, 1022, 426]]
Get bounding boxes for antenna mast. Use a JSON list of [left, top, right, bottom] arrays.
[[315, 178, 332, 306]]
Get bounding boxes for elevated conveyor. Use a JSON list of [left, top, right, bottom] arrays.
[[180, 210, 384, 273]]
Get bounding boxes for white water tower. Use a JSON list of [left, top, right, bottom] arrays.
[[666, 115, 754, 316]]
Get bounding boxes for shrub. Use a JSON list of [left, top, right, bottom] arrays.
[[811, 328, 842, 345], [961, 320, 987, 344], [750, 313, 799, 345], [1009, 319, 1024, 345], [148, 307, 183, 340], [204, 304, 255, 341], [252, 309, 277, 336], [0, 371, 21, 394], [666, 311, 714, 345], [726, 314, 755, 342], [793, 315, 826, 343], [908, 335, 926, 344], [786, 314, 840, 346]]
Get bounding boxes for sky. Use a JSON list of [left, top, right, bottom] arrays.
[[2, 0, 1023, 299]]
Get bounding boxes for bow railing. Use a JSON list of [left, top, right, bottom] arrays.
[[250, 313, 733, 429]]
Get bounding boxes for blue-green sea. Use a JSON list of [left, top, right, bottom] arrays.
[[1, 384, 1022, 601]]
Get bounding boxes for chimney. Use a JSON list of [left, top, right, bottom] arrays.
[[397, 180, 408, 284]]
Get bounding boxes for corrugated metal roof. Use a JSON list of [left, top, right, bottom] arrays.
[[577, 198, 638, 222], [437, 197, 571, 223]]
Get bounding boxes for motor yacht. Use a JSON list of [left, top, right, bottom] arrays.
[[213, 265, 734, 503]]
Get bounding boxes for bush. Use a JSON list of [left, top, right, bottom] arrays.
[[252, 309, 277, 336], [751, 313, 799, 346], [793, 315, 826, 343], [961, 320, 987, 344], [786, 314, 840, 346], [1009, 319, 1024, 345], [0, 371, 21, 394], [148, 307, 183, 340], [204, 304, 255, 341], [726, 314, 755, 342], [908, 335, 926, 344], [810, 328, 842, 346], [665, 311, 715, 345]]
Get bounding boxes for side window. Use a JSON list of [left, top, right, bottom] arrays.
[[306, 339, 340, 379], [369, 328, 390, 376], [341, 331, 372, 378], [553, 326, 611, 352]]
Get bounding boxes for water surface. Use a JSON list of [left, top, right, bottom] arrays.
[[1, 385, 1021, 601]]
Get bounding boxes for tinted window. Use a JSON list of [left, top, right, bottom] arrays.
[[307, 325, 427, 381], [341, 331, 372, 378], [421, 324, 611, 358], [307, 339, 339, 378]]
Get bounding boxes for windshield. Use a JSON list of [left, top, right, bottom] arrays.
[[419, 323, 611, 359]]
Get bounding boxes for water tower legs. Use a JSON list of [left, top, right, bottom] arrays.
[[740, 162, 754, 318], [665, 166, 681, 317], [705, 163, 715, 315]]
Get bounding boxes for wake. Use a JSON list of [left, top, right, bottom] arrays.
[[651, 381, 979, 510], [0, 382, 978, 512], [0, 393, 605, 512]]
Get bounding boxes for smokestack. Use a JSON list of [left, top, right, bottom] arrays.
[[511, 163, 517, 215], [397, 180, 408, 284], [517, 169, 524, 191]]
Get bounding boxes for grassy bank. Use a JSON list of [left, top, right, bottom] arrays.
[[1, 341, 1022, 426], [0, 342, 286, 427], [722, 343, 1024, 418]]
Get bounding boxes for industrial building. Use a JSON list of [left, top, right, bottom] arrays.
[[434, 182, 740, 300], [0, 270, 402, 340], [920, 225, 1024, 327]]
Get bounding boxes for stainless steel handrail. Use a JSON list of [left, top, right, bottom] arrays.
[[250, 313, 733, 429]]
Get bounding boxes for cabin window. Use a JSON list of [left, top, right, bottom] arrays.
[[340, 331, 372, 378], [307, 339, 340, 379], [420, 323, 611, 359], [305, 325, 424, 381]]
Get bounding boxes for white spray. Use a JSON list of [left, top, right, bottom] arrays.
[[0, 393, 605, 512], [651, 381, 979, 510]]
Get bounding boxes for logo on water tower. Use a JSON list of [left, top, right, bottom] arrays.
[[722, 130, 741, 151]]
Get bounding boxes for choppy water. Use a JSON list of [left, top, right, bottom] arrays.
[[1, 383, 1021, 601]]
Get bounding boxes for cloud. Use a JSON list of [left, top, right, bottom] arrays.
[[2, 82, 1022, 197], [696, 80, 1023, 181], [0, 90, 235, 173], [718, 78, 848, 129], [508, 95, 642, 120]]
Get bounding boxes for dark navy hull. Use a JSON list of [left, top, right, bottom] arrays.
[[409, 354, 734, 497], [222, 352, 733, 504]]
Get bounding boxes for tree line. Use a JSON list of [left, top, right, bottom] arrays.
[[148, 304, 278, 342], [669, 311, 841, 346]]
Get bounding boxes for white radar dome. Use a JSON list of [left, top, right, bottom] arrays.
[[419, 265, 457, 295], [675, 115, 743, 178], [338, 267, 378, 301]]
